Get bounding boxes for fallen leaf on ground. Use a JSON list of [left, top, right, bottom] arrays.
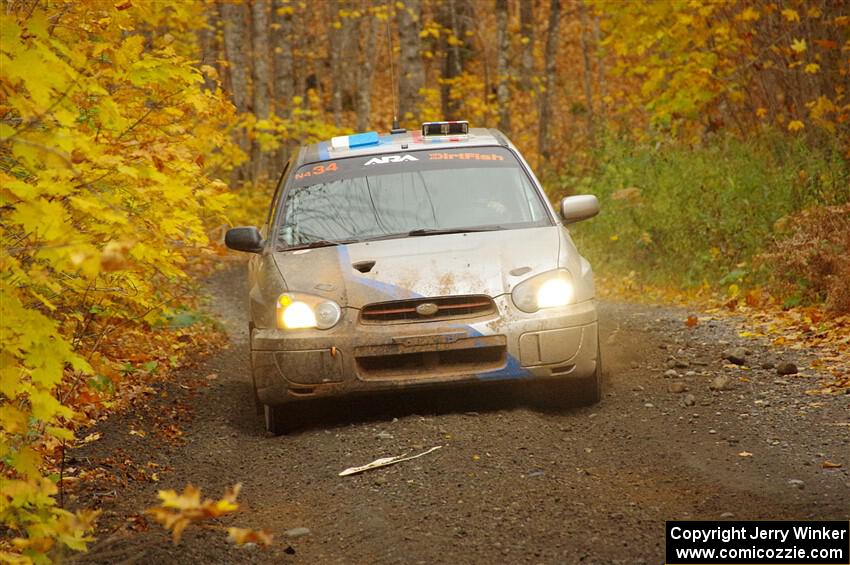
[[82, 432, 102, 444], [227, 527, 274, 547]]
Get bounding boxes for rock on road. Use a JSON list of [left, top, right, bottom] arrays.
[[75, 268, 849, 564]]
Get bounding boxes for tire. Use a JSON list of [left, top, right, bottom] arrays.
[[263, 403, 302, 435], [573, 342, 603, 406], [248, 342, 263, 416], [534, 343, 602, 410]]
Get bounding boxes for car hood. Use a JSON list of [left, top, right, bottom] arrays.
[[272, 227, 560, 308]]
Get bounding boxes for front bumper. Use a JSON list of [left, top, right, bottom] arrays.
[[251, 296, 598, 405]]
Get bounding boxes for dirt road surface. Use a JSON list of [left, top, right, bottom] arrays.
[[73, 268, 849, 564]]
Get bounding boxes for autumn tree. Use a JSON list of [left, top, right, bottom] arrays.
[[220, 1, 252, 181], [519, 0, 535, 89], [0, 1, 239, 559], [538, 0, 561, 163], [355, 3, 381, 132], [495, 0, 511, 133], [251, 0, 272, 181], [272, 0, 295, 162], [398, 0, 426, 123], [578, 0, 596, 144]]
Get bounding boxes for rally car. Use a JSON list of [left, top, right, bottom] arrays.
[[225, 121, 601, 434]]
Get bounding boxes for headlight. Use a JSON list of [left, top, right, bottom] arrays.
[[277, 293, 342, 330], [511, 269, 574, 313]]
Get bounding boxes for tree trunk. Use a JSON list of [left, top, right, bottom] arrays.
[[272, 0, 294, 165], [537, 0, 560, 165], [397, 0, 425, 124], [519, 0, 535, 89], [198, 2, 221, 93], [495, 0, 510, 133], [356, 8, 379, 132], [448, 0, 465, 78], [439, 0, 467, 119], [592, 14, 607, 122], [292, 5, 307, 110], [579, 0, 595, 145], [273, 0, 294, 113], [251, 0, 272, 182], [328, 0, 344, 127], [220, 0, 251, 183]]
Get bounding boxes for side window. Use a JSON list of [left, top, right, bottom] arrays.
[[264, 162, 290, 230]]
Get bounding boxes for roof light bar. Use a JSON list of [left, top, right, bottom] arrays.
[[330, 131, 380, 150], [422, 121, 469, 137]]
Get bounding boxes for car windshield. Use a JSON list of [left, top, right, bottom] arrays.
[[277, 147, 551, 248]]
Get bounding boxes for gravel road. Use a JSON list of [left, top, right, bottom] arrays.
[[74, 267, 849, 564]]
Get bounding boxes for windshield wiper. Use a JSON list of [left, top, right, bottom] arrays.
[[280, 227, 503, 250], [406, 226, 503, 237], [281, 239, 356, 251]]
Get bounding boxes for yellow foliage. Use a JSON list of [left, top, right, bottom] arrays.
[[787, 120, 805, 132], [0, 0, 239, 560], [145, 484, 253, 545], [738, 7, 760, 22], [592, 0, 846, 147], [781, 9, 800, 23]]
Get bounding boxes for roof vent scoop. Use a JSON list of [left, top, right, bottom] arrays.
[[353, 260, 376, 273]]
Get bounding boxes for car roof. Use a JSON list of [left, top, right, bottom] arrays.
[[295, 127, 511, 167]]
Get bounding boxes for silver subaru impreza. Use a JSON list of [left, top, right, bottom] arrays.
[[226, 121, 601, 433]]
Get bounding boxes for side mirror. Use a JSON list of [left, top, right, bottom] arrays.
[[225, 226, 263, 253], [560, 195, 600, 224]]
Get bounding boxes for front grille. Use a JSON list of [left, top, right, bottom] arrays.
[[360, 295, 497, 324], [355, 335, 507, 380]]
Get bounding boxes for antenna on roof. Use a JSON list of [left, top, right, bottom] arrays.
[[385, 3, 406, 134]]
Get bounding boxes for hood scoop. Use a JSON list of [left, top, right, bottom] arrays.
[[352, 260, 376, 273]]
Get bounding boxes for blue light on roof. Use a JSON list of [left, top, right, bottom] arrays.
[[348, 131, 380, 147]]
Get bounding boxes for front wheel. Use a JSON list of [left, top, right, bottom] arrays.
[[263, 404, 304, 435], [573, 342, 603, 405], [533, 343, 602, 410]]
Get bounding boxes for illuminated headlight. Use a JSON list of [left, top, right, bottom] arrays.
[[277, 294, 342, 330], [281, 301, 316, 329], [511, 269, 574, 313]]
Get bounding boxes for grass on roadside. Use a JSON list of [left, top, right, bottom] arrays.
[[560, 132, 849, 310]]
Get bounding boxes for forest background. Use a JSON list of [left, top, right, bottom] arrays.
[[1, 0, 848, 561]]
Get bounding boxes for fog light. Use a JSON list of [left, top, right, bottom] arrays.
[[314, 301, 341, 329]]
